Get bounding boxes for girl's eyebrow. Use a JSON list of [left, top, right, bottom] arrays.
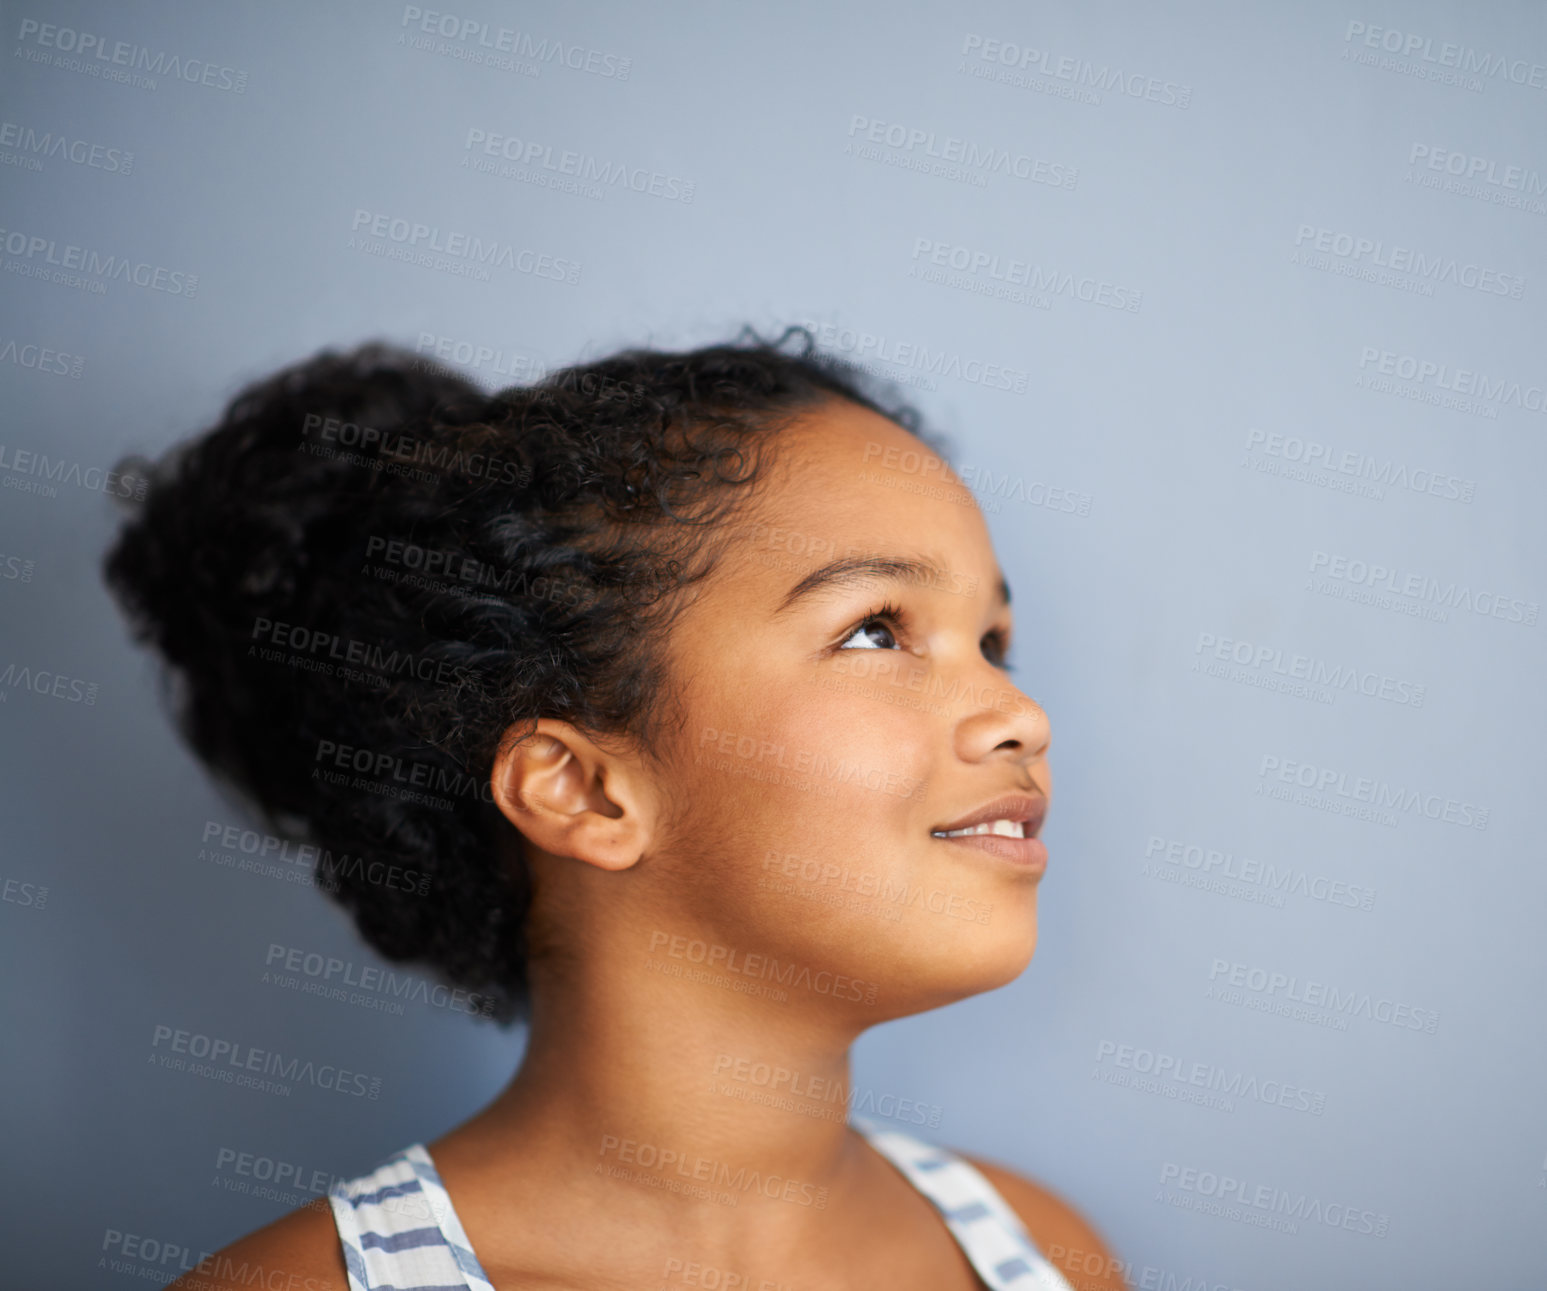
[[771, 554, 1012, 615]]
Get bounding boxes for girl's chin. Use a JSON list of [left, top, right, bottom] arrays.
[[875, 929, 1040, 1014]]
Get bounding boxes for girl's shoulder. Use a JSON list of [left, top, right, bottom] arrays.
[[854, 1118, 1119, 1291], [165, 1195, 349, 1291], [957, 1153, 1124, 1291], [170, 1141, 449, 1291]]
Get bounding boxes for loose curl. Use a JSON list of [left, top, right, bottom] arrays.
[[104, 325, 942, 1025]]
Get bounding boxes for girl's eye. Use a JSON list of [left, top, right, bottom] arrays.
[[983, 628, 1015, 672], [835, 603, 1015, 671], [838, 605, 904, 651]]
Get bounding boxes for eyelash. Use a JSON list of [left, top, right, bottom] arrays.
[[840, 600, 1015, 672]]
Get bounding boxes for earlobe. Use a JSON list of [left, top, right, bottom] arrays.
[[489, 719, 650, 873]]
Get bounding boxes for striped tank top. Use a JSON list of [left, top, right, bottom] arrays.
[[327, 1115, 1076, 1290]]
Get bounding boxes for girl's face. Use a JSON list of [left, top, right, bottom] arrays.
[[646, 397, 1052, 1022]]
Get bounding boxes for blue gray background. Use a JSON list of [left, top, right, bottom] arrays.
[[2, 1, 1544, 1287]]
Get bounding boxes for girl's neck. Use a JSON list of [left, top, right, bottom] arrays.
[[480, 968, 868, 1193]]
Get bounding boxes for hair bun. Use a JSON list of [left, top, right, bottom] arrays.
[[103, 342, 485, 812]]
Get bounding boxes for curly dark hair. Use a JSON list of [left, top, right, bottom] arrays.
[[103, 325, 945, 1025]]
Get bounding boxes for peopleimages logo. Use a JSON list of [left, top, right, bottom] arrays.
[[710, 1052, 944, 1128], [844, 114, 1078, 189], [0, 120, 133, 173], [1144, 836, 1377, 912], [1292, 223, 1526, 297], [1158, 1161, 1390, 1237], [909, 237, 1142, 312], [1406, 143, 1547, 215], [1356, 346, 1546, 416], [199, 819, 431, 896], [695, 725, 928, 803], [1309, 549, 1538, 626], [1206, 958, 1440, 1034], [0, 225, 198, 296], [412, 330, 551, 382], [14, 17, 250, 92], [149, 1024, 383, 1098], [647, 930, 880, 1006], [957, 33, 1192, 108], [347, 209, 581, 285], [0, 340, 85, 379], [1257, 752, 1489, 831], [263, 943, 497, 1018], [213, 1148, 345, 1200], [0, 552, 37, 582], [797, 317, 1030, 393], [760, 847, 993, 926], [1193, 630, 1427, 708], [397, 6, 632, 79], [1093, 1040, 1328, 1115], [1409, 144, 1547, 195], [99, 1231, 216, 1282], [211, 1146, 449, 1223], [0, 444, 144, 499], [599, 1134, 828, 1209], [313, 738, 497, 807], [1341, 20, 1547, 91], [1243, 427, 1475, 504], [461, 129, 693, 202], [0, 661, 98, 705], [249, 616, 474, 687]]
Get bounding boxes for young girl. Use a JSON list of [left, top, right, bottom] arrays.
[[107, 328, 1121, 1291]]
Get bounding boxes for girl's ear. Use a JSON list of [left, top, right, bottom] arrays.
[[489, 719, 657, 872]]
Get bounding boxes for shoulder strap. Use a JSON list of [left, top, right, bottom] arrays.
[[328, 1129, 1076, 1290], [326, 1143, 496, 1291], [851, 1116, 1077, 1291]]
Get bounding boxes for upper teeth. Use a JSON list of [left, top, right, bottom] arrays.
[[933, 819, 1025, 839]]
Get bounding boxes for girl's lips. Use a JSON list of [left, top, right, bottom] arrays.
[[932, 831, 1047, 873], [932, 792, 1047, 839]]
